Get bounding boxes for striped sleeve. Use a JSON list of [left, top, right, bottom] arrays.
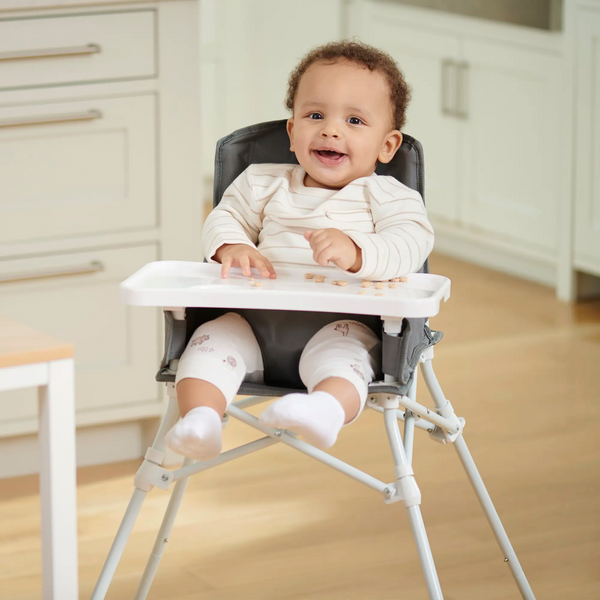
[[346, 177, 434, 280], [202, 167, 266, 262]]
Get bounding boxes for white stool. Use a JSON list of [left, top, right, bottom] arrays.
[[0, 316, 78, 600]]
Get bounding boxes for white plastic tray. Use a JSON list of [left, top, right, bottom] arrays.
[[120, 261, 451, 319]]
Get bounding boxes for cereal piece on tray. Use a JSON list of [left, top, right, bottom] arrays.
[[398, 277, 408, 282], [374, 282, 384, 289], [337, 281, 347, 286], [332, 280, 339, 285], [389, 282, 398, 289], [357, 289, 367, 295], [252, 281, 262, 287], [315, 275, 325, 283], [304, 273, 314, 279], [361, 281, 372, 288], [390, 277, 400, 282]]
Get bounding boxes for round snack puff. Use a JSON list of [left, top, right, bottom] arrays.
[[252, 281, 262, 287], [389, 282, 398, 288], [361, 281, 372, 288], [338, 281, 347, 286], [304, 273, 314, 279], [315, 276, 325, 283], [357, 289, 366, 295], [375, 282, 384, 289]]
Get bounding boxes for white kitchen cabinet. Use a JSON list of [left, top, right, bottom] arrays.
[[460, 39, 561, 252], [0, 94, 157, 243], [572, 4, 600, 277], [348, 0, 563, 287], [0, 245, 159, 437], [0, 0, 199, 466]]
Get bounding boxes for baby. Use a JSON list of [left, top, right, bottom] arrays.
[[166, 40, 434, 460]]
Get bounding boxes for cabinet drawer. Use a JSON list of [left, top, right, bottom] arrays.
[[0, 94, 156, 243], [0, 10, 156, 90], [0, 244, 160, 433]]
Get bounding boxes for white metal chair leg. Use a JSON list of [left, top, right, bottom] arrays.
[[90, 395, 181, 600], [134, 456, 195, 600], [454, 437, 536, 599], [420, 359, 536, 600], [384, 407, 444, 600], [90, 488, 148, 600], [403, 372, 418, 464]]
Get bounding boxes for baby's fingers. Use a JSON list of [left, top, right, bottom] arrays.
[[239, 254, 252, 277], [254, 256, 277, 279], [221, 256, 233, 279]]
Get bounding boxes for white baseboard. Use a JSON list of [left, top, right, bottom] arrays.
[[432, 224, 557, 288], [0, 418, 165, 479]]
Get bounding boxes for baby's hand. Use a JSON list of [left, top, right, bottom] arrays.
[[304, 229, 362, 272], [213, 244, 277, 279]]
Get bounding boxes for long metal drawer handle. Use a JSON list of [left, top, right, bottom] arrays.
[[0, 261, 105, 285], [0, 43, 101, 62], [456, 61, 469, 119], [0, 109, 102, 128], [441, 59, 457, 116]]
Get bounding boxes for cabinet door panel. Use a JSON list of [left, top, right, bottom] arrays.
[[353, 15, 460, 221], [461, 40, 561, 252], [0, 94, 157, 244], [574, 9, 600, 270], [0, 245, 159, 433]]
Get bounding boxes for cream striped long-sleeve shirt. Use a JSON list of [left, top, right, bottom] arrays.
[[202, 163, 434, 280]]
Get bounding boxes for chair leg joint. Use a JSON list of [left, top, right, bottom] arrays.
[[134, 458, 173, 492], [384, 473, 422, 507]]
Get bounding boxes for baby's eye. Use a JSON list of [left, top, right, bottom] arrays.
[[308, 113, 323, 120], [347, 116, 364, 126]]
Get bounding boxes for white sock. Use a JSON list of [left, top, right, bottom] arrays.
[[259, 391, 345, 449], [165, 406, 223, 461]]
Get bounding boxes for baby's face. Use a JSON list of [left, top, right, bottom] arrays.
[[287, 60, 402, 189]]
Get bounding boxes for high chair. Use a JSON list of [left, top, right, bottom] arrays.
[[90, 120, 536, 600]]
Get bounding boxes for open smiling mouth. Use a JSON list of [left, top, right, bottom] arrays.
[[314, 149, 347, 165]]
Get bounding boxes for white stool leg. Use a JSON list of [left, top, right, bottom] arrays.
[[134, 457, 194, 600], [38, 358, 78, 600], [420, 359, 536, 600], [384, 407, 444, 600]]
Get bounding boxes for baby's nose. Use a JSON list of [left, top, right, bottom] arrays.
[[320, 126, 340, 138]]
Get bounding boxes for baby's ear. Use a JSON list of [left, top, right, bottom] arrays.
[[378, 130, 403, 164], [286, 118, 295, 152]]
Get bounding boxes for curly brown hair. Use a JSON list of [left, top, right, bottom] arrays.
[[285, 40, 411, 131]]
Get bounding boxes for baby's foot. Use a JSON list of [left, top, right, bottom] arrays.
[[165, 406, 223, 460], [259, 391, 345, 449]]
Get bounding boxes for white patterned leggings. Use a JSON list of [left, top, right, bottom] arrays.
[[175, 313, 381, 424]]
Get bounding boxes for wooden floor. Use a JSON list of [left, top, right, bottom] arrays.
[[1, 253, 599, 600]]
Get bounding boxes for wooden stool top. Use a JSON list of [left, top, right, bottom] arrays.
[[0, 316, 73, 368]]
